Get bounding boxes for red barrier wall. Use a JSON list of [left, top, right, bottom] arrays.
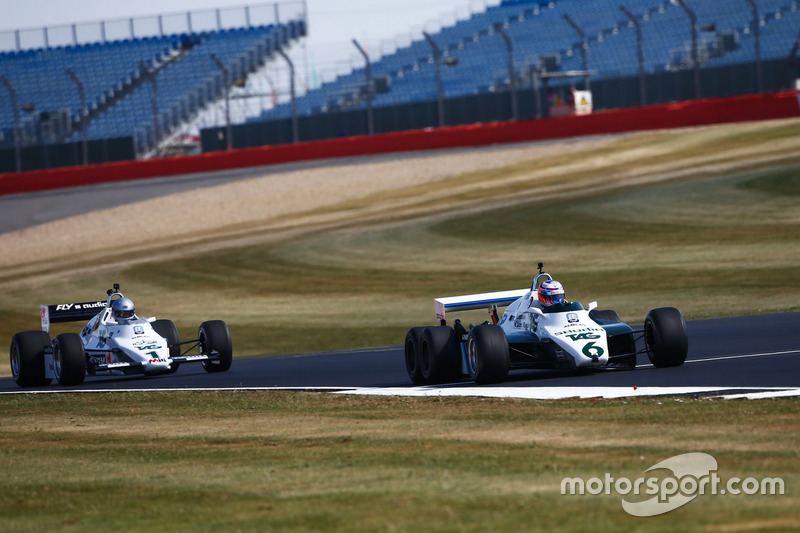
[[1, 91, 797, 196]]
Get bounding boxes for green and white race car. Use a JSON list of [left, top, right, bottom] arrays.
[[404, 263, 688, 384]]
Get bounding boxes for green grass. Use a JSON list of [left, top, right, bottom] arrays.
[[1, 392, 798, 532]]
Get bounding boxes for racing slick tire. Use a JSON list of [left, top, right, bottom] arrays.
[[404, 327, 427, 384], [10, 331, 53, 387], [644, 307, 688, 368], [589, 309, 621, 323], [53, 333, 86, 386], [467, 324, 509, 384], [199, 320, 233, 373], [419, 326, 461, 384], [152, 319, 181, 374]]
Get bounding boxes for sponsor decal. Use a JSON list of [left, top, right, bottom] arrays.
[[76, 301, 105, 310], [135, 345, 162, 351], [554, 326, 603, 337], [567, 312, 579, 323], [54, 301, 104, 311], [565, 332, 602, 341], [133, 325, 145, 335]]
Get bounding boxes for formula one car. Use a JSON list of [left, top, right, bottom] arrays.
[[9, 284, 233, 387], [404, 264, 688, 385]]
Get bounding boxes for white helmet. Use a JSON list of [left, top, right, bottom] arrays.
[[538, 280, 566, 307], [111, 297, 135, 321]]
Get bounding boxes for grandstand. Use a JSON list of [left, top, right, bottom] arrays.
[[2, 0, 799, 172], [0, 2, 306, 169], [261, 0, 800, 121]]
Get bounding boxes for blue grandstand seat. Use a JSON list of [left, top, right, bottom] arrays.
[[252, 0, 800, 125]]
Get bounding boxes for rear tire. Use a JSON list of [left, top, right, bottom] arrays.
[[10, 331, 52, 387], [644, 307, 688, 368], [404, 327, 426, 384], [152, 319, 181, 374], [419, 326, 461, 384], [199, 320, 232, 373], [466, 324, 509, 384], [53, 333, 86, 386]]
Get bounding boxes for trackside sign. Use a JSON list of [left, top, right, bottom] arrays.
[[560, 452, 785, 517]]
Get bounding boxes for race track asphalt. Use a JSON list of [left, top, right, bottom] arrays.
[[1, 312, 798, 394]]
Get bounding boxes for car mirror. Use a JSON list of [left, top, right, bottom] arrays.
[[587, 301, 598, 311]]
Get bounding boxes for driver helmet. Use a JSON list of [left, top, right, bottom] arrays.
[[111, 297, 136, 322], [538, 280, 566, 307]]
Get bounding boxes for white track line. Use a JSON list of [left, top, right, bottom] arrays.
[[334, 386, 800, 400], [2, 385, 798, 400], [638, 349, 800, 368]]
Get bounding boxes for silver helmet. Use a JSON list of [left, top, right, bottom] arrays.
[[111, 297, 135, 321]]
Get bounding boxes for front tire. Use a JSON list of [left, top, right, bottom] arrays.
[[644, 307, 688, 368], [466, 324, 509, 384], [199, 320, 232, 373], [10, 331, 52, 387], [53, 333, 86, 386]]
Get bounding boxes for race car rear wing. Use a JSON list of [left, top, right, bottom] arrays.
[[434, 289, 530, 321], [40, 300, 106, 333]]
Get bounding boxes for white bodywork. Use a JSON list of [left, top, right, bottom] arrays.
[[435, 285, 609, 370], [77, 307, 173, 375], [39, 292, 211, 378], [498, 291, 609, 369]]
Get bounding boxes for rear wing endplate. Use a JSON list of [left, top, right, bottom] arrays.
[[40, 300, 106, 333], [434, 289, 530, 321]]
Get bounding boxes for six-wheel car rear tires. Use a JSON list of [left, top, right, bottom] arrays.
[[199, 320, 233, 373], [53, 333, 87, 386], [152, 319, 181, 374], [644, 307, 689, 368], [10, 331, 53, 387], [467, 324, 510, 384], [404, 326, 460, 384]]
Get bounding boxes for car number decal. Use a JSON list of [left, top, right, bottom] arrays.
[[582, 342, 605, 357]]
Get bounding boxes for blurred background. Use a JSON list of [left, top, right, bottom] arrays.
[[1, 0, 799, 171]]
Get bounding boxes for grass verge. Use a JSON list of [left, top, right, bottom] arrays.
[[0, 391, 797, 532]]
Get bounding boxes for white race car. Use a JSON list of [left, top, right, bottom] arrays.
[[404, 264, 688, 384], [10, 284, 232, 387]]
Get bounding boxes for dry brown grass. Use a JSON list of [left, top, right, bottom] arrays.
[[1, 392, 798, 532]]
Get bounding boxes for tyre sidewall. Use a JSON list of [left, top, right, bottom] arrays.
[[645, 307, 688, 367], [200, 320, 233, 372], [54, 333, 86, 386], [419, 326, 460, 384], [10, 331, 52, 387], [404, 327, 426, 384], [467, 324, 509, 384]]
